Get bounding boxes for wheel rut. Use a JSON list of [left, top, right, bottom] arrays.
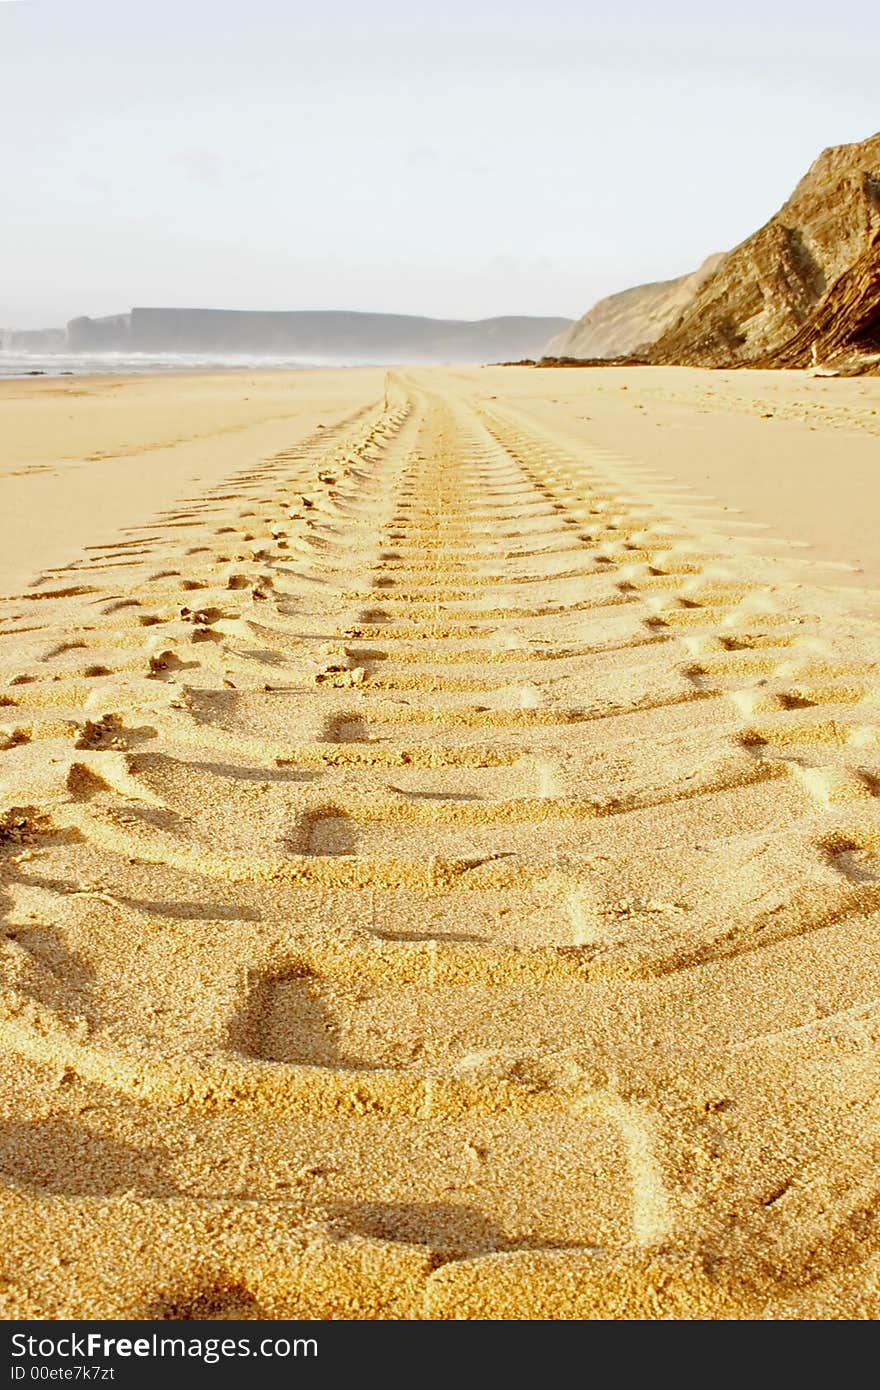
[[1, 373, 879, 1318]]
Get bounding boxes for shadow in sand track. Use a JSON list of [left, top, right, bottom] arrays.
[[5, 920, 98, 1012], [121, 893, 263, 922], [74, 716, 157, 751], [229, 965, 352, 1067], [184, 689, 240, 725], [372, 926, 487, 943], [330, 1200, 511, 1253], [144, 1281, 266, 1320], [0, 1119, 180, 1197], [0, 847, 101, 1020], [322, 713, 371, 744], [142, 755, 316, 785], [288, 806, 359, 856], [328, 1200, 585, 1258]]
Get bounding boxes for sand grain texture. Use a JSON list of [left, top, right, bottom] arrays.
[[0, 365, 879, 1320]]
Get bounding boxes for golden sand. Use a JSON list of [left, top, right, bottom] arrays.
[[0, 365, 878, 1319]]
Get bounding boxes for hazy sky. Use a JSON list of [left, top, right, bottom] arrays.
[[2, 0, 879, 328]]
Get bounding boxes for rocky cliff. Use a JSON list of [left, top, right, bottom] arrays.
[[66, 308, 571, 364], [648, 132, 880, 367], [545, 254, 724, 359], [757, 229, 880, 371], [0, 327, 66, 352], [67, 314, 132, 350]]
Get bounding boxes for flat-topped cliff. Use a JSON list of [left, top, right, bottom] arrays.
[[66, 307, 571, 363]]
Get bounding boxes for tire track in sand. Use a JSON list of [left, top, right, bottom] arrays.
[[0, 372, 878, 1318]]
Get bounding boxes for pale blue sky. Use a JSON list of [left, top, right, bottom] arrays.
[[2, 0, 878, 327]]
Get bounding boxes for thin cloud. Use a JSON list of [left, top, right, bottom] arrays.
[[168, 148, 225, 188], [406, 147, 440, 165]]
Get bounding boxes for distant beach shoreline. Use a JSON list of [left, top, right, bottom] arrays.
[[0, 351, 359, 379]]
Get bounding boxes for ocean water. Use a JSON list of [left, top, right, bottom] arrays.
[[0, 350, 368, 378]]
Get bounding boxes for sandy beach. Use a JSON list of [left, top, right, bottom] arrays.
[[1, 363, 878, 1319]]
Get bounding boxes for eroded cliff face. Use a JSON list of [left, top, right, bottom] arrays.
[[546, 254, 724, 359], [648, 132, 880, 367], [759, 230, 880, 371]]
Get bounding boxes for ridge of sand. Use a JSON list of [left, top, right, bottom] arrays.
[[0, 367, 879, 1319], [0, 369, 384, 597]]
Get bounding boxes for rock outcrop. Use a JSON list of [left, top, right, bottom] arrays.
[[648, 132, 880, 368], [757, 229, 880, 372], [545, 254, 723, 359]]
